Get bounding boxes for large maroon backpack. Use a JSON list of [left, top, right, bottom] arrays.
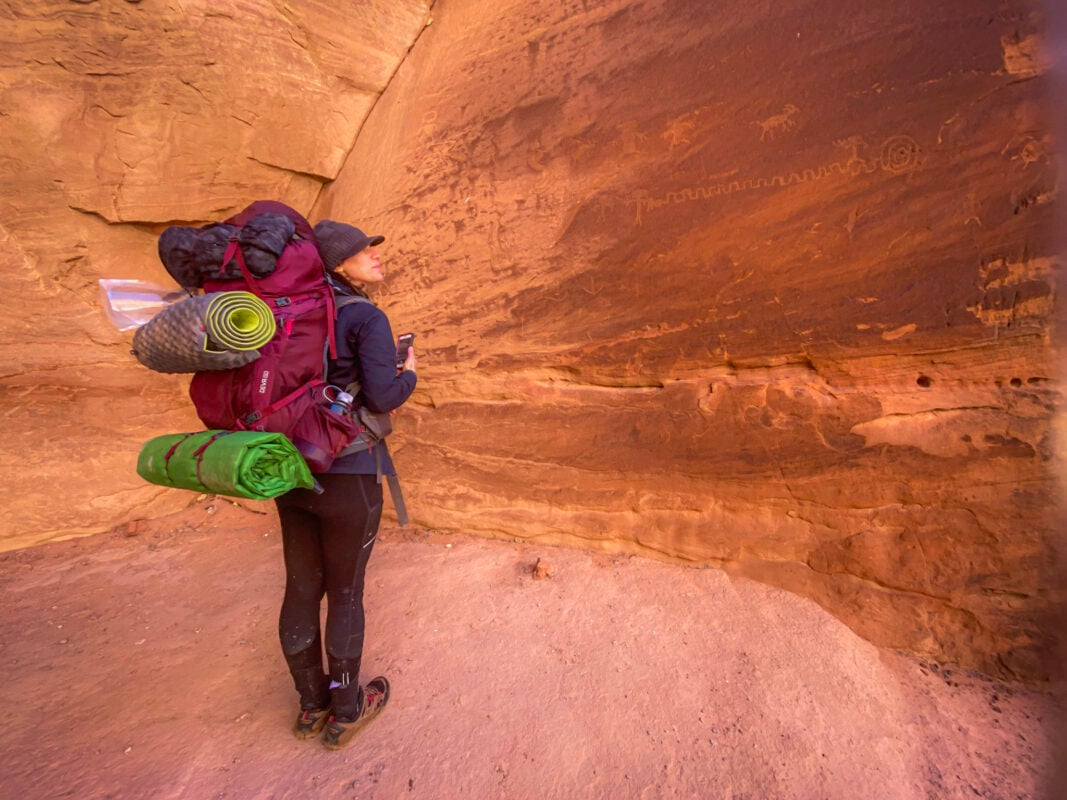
[[158, 200, 358, 471]]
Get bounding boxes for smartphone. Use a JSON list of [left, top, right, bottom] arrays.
[[396, 333, 415, 369]]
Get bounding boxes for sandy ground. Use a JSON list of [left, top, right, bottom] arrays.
[[0, 497, 1063, 800]]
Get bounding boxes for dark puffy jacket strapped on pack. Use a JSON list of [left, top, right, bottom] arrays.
[[158, 212, 298, 288]]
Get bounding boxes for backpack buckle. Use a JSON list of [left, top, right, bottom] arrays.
[[275, 297, 291, 307], [243, 410, 263, 424]]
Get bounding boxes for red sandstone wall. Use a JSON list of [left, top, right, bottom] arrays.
[[314, 0, 1061, 678], [0, 0, 432, 547]]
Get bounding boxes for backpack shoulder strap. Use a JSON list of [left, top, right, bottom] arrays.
[[328, 300, 407, 523], [325, 294, 374, 375], [335, 295, 374, 310]]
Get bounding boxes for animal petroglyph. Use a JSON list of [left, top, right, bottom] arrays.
[[757, 104, 799, 142], [627, 135, 922, 225]]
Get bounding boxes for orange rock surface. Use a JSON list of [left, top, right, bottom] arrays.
[[0, 0, 1061, 678]]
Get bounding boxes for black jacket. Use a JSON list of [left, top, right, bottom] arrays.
[[326, 279, 417, 475]]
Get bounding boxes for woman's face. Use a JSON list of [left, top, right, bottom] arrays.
[[336, 246, 384, 285]]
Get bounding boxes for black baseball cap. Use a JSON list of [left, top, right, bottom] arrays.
[[313, 220, 385, 271]]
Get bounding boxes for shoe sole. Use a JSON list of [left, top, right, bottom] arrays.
[[322, 677, 390, 750]]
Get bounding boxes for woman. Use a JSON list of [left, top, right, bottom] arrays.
[[273, 220, 417, 749]]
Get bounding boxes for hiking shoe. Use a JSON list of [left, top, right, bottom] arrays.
[[293, 707, 331, 740], [322, 676, 390, 750]]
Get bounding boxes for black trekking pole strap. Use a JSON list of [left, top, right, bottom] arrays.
[[374, 440, 409, 527], [387, 474, 409, 527]]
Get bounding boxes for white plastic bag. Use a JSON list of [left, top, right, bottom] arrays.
[[98, 279, 191, 331]]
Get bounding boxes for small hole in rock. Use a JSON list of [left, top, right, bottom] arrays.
[[1010, 378, 1022, 388], [916, 375, 932, 388]]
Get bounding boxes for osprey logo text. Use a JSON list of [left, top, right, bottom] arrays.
[[258, 370, 270, 394]]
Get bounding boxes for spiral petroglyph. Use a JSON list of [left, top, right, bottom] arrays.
[[880, 135, 921, 173]]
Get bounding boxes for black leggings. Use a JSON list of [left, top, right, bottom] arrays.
[[275, 473, 382, 708]]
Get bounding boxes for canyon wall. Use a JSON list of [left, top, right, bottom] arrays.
[[0, 0, 1061, 678], [315, 0, 1061, 679]]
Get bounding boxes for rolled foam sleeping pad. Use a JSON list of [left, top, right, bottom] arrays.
[[137, 430, 315, 500], [131, 291, 276, 373]]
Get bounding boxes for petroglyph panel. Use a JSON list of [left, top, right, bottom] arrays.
[[627, 135, 923, 225], [316, 0, 1058, 679]]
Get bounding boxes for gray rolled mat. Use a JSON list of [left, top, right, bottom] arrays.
[[131, 291, 276, 373]]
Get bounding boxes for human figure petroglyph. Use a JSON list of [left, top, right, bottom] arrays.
[[757, 104, 799, 142], [833, 136, 867, 167], [628, 188, 654, 227], [627, 135, 922, 225]]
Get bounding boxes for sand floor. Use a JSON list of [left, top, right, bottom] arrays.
[[1, 498, 1063, 800]]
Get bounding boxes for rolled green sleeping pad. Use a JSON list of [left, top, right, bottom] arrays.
[[131, 291, 276, 373], [202, 291, 276, 350], [137, 430, 315, 500]]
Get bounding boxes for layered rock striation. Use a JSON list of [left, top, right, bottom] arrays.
[[315, 0, 1062, 678]]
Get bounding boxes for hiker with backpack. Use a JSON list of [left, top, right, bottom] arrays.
[[149, 201, 415, 747], [274, 221, 417, 749]]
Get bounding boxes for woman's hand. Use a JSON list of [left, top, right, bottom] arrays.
[[401, 347, 417, 374]]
